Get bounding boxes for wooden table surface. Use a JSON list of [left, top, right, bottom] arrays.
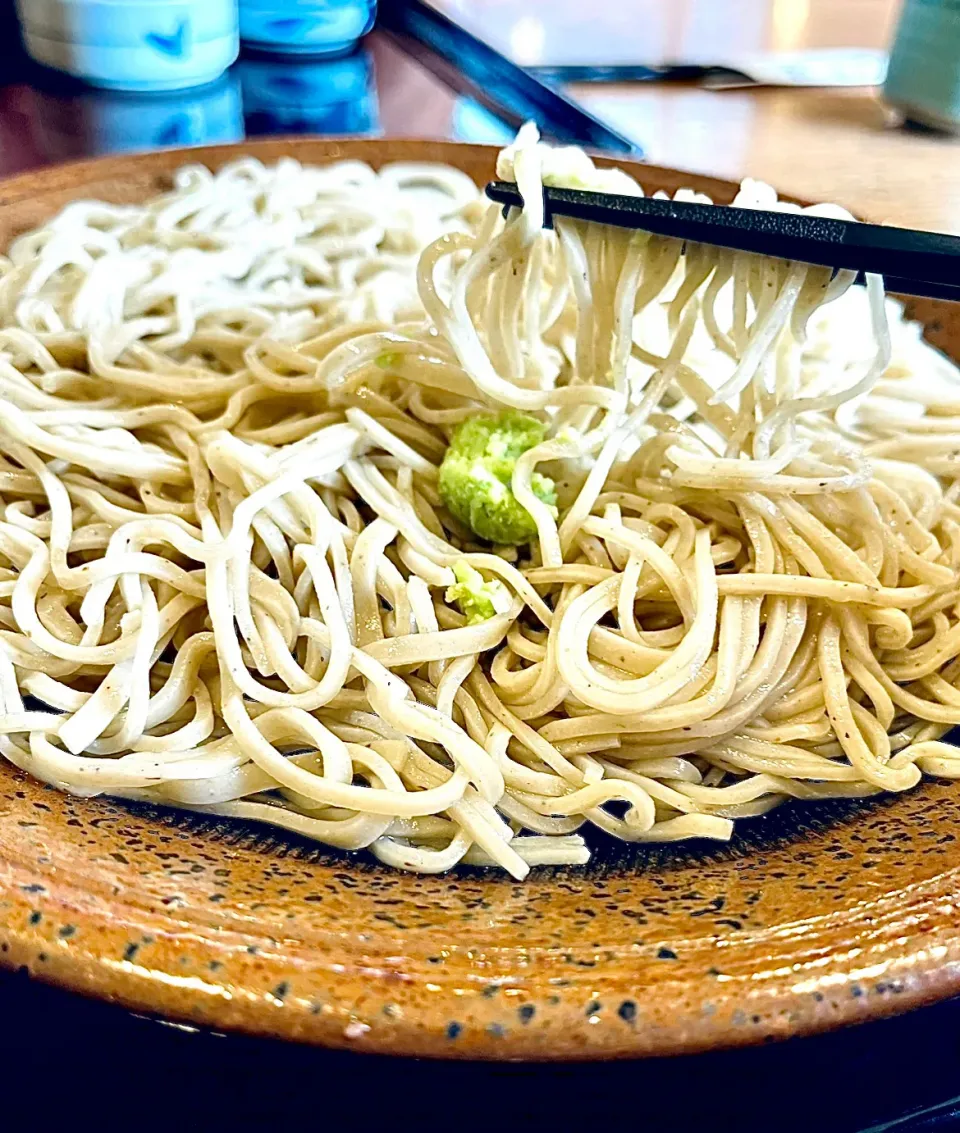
[[433, 0, 960, 232]]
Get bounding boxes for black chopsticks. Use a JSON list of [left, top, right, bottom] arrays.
[[486, 180, 960, 303]]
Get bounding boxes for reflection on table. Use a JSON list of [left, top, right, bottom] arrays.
[[240, 48, 380, 137], [27, 73, 244, 162], [18, 47, 385, 163], [0, 26, 522, 174]]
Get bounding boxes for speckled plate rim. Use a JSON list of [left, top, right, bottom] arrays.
[[2, 138, 960, 1061]]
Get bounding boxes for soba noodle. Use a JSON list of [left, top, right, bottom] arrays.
[[1, 128, 959, 878]]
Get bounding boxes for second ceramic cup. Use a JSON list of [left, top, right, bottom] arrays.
[[239, 0, 377, 57]]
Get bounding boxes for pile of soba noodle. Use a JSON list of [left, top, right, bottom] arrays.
[[2, 126, 960, 878]]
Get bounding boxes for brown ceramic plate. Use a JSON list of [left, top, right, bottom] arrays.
[[1, 138, 959, 1061]]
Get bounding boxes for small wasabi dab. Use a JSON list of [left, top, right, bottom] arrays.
[[438, 410, 556, 544], [445, 561, 511, 624]]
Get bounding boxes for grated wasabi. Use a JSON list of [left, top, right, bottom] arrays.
[[438, 410, 556, 544]]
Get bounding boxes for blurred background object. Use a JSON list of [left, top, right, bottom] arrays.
[[377, 0, 636, 150], [238, 0, 377, 56], [239, 47, 379, 135], [14, 0, 239, 91], [28, 72, 244, 161], [422, 0, 896, 70], [884, 0, 960, 132], [450, 94, 515, 143]]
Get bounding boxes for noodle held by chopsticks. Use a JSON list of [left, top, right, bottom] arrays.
[[1, 129, 960, 878]]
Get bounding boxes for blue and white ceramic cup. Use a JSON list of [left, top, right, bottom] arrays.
[[884, 0, 960, 131], [15, 0, 239, 91], [239, 0, 376, 56]]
